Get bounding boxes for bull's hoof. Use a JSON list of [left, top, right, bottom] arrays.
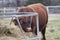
[[41, 38, 46, 40]]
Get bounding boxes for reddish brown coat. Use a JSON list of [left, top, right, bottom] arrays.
[[13, 3, 48, 40]]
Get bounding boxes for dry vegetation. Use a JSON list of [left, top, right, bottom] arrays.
[[0, 18, 36, 40], [0, 14, 60, 40]]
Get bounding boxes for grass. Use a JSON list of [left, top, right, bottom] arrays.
[[46, 14, 60, 40], [0, 14, 60, 40]]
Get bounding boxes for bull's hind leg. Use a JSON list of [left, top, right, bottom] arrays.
[[41, 25, 46, 40]]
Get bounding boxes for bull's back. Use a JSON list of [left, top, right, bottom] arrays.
[[27, 3, 48, 30]]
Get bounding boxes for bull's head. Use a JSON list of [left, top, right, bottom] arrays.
[[13, 7, 33, 32]]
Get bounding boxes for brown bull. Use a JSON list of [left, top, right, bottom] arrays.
[[13, 3, 48, 40]]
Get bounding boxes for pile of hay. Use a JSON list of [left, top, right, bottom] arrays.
[[0, 24, 36, 40], [0, 18, 38, 40]]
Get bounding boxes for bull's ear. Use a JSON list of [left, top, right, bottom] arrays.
[[13, 19, 18, 25]]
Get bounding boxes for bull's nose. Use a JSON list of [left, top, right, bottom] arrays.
[[26, 27, 32, 31]]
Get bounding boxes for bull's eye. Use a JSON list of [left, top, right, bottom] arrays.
[[19, 20, 24, 25]]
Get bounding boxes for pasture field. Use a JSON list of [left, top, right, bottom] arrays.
[[0, 14, 60, 40], [46, 14, 60, 40]]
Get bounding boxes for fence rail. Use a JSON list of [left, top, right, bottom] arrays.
[[0, 6, 60, 14], [46, 6, 60, 14]]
